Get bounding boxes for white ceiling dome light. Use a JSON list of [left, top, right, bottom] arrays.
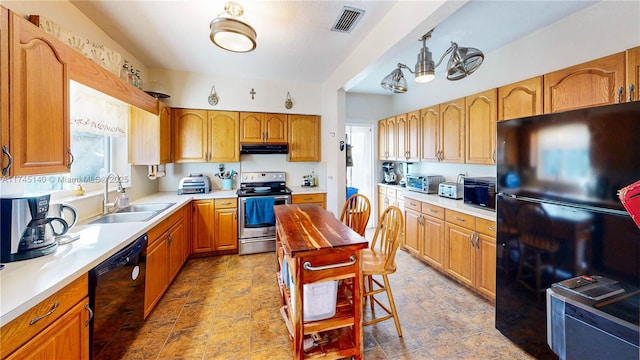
[[209, 2, 257, 53]]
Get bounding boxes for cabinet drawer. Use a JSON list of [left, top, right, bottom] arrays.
[[0, 274, 88, 358], [476, 218, 496, 237], [445, 209, 475, 229], [404, 198, 421, 212], [396, 190, 404, 201], [422, 203, 444, 219], [292, 193, 325, 204], [386, 188, 397, 197], [148, 218, 169, 245], [214, 198, 237, 209]]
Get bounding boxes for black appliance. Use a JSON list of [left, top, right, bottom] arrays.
[[495, 101, 640, 359], [237, 172, 291, 255], [240, 143, 288, 154], [0, 194, 70, 263], [89, 233, 147, 359], [463, 177, 496, 211]]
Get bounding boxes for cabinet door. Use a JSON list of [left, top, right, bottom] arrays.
[[475, 233, 496, 300], [420, 105, 440, 162], [626, 46, 640, 102], [395, 113, 407, 161], [422, 215, 445, 270], [440, 98, 465, 163], [168, 219, 185, 282], [158, 102, 172, 164], [403, 208, 421, 256], [10, 12, 70, 175], [1, 8, 8, 176], [144, 236, 169, 318], [385, 117, 397, 160], [498, 76, 543, 121], [264, 113, 287, 143], [192, 200, 215, 253], [172, 109, 207, 162], [444, 223, 475, 287], [405, 110, 420, 162], [287, 114, 320, 162], [6, 299, 90, 360], [182, 204, 192, 262], [240, 112, 264, 143], [209, 110, 239, 162], [130, 104, 171, 165], [544, 52, 626, 113], [214, 208, 237, 251], [378, 119, 388, 160], [465, 89, 497, 165]]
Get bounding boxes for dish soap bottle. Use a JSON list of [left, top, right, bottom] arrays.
[[309, 171, 315, 187]]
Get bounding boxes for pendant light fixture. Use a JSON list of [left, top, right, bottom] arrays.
[[210, 2, 257, 53], [380, 29, 484, 93]]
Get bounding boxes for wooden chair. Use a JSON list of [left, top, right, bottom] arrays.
[[516, 203, 559, 302], [361, 205, 404, 337], [339, 193, 371, 236]]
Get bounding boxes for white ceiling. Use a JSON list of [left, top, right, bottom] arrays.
[[69, 0, 597, 96]]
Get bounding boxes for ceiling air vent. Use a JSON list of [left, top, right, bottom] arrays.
[[331, 6, 365, 33]]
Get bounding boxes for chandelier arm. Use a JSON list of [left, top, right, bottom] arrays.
[[434, 42, 458, 68], [397, 63, 415, 75]]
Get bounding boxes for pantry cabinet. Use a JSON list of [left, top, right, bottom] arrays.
[[544, 52, 626, 113], [191, 198, 238, 254], [240, 112, 287, 144], [287, 114, 320, 162], [5, 10, 71, 176], [1, 275, 89, 359], [172, 109, 239, 163], [498, 76, 544, 121], [465, 89, 497, 165], [129, 101, 172, 165]]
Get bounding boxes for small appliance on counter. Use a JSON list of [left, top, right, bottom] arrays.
[[178, 173, 211, 194], [406, 174, 445, 194], [382, 162, 397, 184], [0, 194, 71, 262], [438, 174, 465, 199], [463, 177, 496, 211]]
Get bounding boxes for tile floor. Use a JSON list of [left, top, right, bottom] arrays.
[[115, 242, 536, 359]]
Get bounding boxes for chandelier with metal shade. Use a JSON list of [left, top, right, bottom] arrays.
[[210, 2, 257, 53], [380, 30, 484, 93]]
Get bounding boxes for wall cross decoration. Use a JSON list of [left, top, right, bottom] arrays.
[[250, 88, 256, 100]]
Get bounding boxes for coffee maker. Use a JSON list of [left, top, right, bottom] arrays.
[[0, 194, 69, 263], [382, 162, 397, 184]]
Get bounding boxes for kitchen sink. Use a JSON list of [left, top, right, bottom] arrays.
[[115, 202, 175, 213], [87, 211, 159, 224]]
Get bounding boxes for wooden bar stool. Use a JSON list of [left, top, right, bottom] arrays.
[[361, 206, 404, 337], [339, 193, 371, 236]]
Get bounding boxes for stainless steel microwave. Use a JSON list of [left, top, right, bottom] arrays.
[[463, 177, 496, 211]]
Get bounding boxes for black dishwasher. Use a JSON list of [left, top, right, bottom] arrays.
[[89, 233, 147, 360]]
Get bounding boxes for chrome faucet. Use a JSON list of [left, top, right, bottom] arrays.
[[104, 172, 126, 214]]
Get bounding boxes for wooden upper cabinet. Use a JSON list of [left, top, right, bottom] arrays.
[[544, 52, 626, 113], [420, 105, 440, 162], [398, 110, 420, 162], [287, 114, 320, 162], [465, 89, 497, 165], [208, 110, 239, 162], [172, 109, 207, 162], [240, 112, 286, 143], [9, 11, 70, 176], [626, 46, 640, 102], [395, 113, 407, 161], [129, 101, 172, 165], [377, 119, 388, 160], [1, 7, 8, 176], [440, 98, 465, 163], [498, 76, 543, 121]]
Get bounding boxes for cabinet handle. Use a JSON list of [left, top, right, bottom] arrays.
[[30, 302, 59, 325], [487, 226, 495, 232], [475, 233, 480, 249], [303, 197, 313, 200], [469, 233, 475, 247], [168, 233, 173, 245], [2, 145, 12, 176], [454, 216, 466, 222], [429, 208, 438, 213], [492, 150, 496, 163], [630, 84, 635, 102], [617, 86, 624, 103], [85, 303, 94, 327], [67, 149, 74, 169], [303, 255, 357, 271], [220, 202, 232, 205]]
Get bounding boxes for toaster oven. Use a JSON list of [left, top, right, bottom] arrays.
[[406, 175, 445, 194]]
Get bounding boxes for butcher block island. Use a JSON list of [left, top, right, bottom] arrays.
[[275, 204, 369, 359]]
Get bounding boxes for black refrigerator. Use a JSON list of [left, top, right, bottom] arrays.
[[495, 101, 640, 359]]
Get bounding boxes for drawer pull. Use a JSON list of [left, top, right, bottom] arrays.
[[429, 208, 438, 213], [30, 302, 59, 325], [487, 226, 495, 231], [220, 202, 232, 206], [303, 255, 357, 271], [454, 216, 466, 222], [304, 197, 313, 200], [85, 303, 94, 327]]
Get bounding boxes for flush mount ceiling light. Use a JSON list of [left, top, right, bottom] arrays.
[[380, 29, 484, 93], [209, 2, 256, 53]]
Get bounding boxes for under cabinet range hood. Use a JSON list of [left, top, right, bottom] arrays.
[[240, 143, 288, 154]]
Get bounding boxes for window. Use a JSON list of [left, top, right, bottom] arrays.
[[23, 81, 129, 197]]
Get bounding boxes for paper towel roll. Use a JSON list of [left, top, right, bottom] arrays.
[[148, 165, 157, 180]]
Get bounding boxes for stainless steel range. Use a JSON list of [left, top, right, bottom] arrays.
[[237, 172, 291, 255]]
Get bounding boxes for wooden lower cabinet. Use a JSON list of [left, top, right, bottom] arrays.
[[291, 193, 326, 209], [421, 207, 445, 269], [1, 275, 89, 359], [192, 198, 238, 254], [475, 217, 497, 299], [444, 221, 476, 288]]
